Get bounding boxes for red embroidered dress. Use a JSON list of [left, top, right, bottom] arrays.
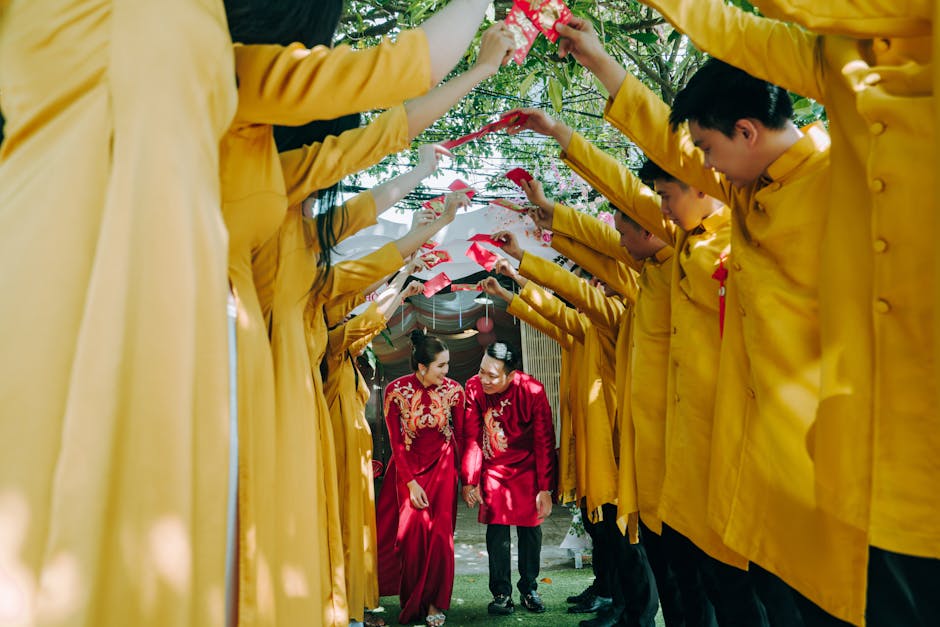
[[460, 372, 557, 527], [376, 374, 465, 623]]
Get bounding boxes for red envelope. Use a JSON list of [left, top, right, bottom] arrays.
[[423, 272, 452, 297], [466, 242, 500, 272], [448, 179, 477, 200], [488, 111, 530, 132], [422, 195, 446, 215], [451, 283, 483, 292], [515, 0, 572, 43], [505, 167, 534, 187], [441, 130, 484, 150], [421, 241, 438, 251], [490, 198, 528, 214], [468, 233, 505, 248], [505, 5, 540, 65], [420, 249, 452, 268]]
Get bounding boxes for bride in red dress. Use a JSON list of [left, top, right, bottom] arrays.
[[377, 329, 465, 626]]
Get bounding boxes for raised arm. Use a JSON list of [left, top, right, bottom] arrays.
[[559, 134, 675, 245], [478, 277, 577, 350], [749, 0, 932, 37], [636, 1, 823, 99], [551, 234, 639, 301], [518, 251, 628, 333], [234, 31, 432, 125], [516, 280, 588, 341], [509, 109, 673, 244], [403, 22, 514, 139]]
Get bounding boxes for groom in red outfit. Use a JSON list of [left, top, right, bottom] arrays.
[[459, 341, 557, 616]]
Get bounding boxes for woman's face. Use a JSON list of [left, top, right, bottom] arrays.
[[419, 351, 450, 386]]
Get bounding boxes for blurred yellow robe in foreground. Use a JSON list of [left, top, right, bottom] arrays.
[[0, 1, 236, 625]]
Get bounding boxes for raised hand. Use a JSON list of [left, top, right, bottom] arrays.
[[506, 107, 557, 137], [415, 143, 452, 176], [556, 16, 606, 68], [440, 189, 471, 224], [493, 230, 524, 260], [520, 178, 554, 215], [401, 281, 425, 301], [477, 276, 511, 301], [474, 22, 516, 76]]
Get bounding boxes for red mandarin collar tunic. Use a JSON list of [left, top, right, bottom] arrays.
[[460, 372, 557, 527]]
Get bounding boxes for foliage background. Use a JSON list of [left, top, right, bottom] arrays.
[[336, 0, 823, 215]]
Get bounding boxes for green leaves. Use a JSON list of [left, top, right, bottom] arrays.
[[547, 76, 564, 112]]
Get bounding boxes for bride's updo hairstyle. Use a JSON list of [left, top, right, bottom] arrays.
[[410, 329, 447, 371]]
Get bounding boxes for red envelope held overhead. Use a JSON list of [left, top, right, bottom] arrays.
[[421, 249, 452, 269], [423, 272, 452, 297], [468, 233, 505, 248], [466, 242, 500, 272], [490, 198, 528, 214], [505, 5, 540, 65], [515, 0, 573, 43], [505, 167, 534, 187], [448, 179, 477, 200], [451, 283, 483, 292]]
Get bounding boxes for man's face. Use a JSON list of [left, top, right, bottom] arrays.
[[689, 120, 763, 188], [614, 212, 652, 260], [654, 180, 706, 232], [479, 354, 512, 395]]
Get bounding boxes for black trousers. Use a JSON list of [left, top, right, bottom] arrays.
[[660, 524, 719, 627], [591, 504, 660, 627], [486, 523, 542, 597], [641, 520, 687, 627], [662, 524, 771, 627], [583, 504, 614, 598], [866, 546, 940, 626]]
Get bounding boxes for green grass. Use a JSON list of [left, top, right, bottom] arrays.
[[376, 565, 666, 626]]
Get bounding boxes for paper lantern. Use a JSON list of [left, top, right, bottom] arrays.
[[476, 331, 497, 347], [475, 316, 494, 334]]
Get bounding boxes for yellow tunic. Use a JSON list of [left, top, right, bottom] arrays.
[[324, 302, 389, 621], [223, 37, 425, 625], [643, 0, 938, 564], [254, 194, 403, 627], [549, 149, 676, 534], [603, 30, 871, 620], [0, 2, 236, 625], [518, 254, 628, 520], [506, 293, 583, 504]]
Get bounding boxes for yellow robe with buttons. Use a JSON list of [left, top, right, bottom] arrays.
[[0, 2, 236, 625], [514, 277, 616, 520], [323, 301, 389, 621], [561, 110, 741, 566], [556, 139, 677, 535], [519, 253, 630, 520], [547, 210, 649, 538], [643, 0, 938, 565], [551, 234, 642, 539], [603, 28, 870, 620], [223, 40, 421, 622], [506, 291, 583, 504]]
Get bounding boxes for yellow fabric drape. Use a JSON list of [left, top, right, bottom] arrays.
[[0, 1, 237, 625]]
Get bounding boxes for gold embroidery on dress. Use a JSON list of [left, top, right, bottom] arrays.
[[385, 378, 459, 451], [482, 398, 512, 459]]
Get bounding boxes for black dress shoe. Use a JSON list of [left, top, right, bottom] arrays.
[[568, 594, 613, 614], [578, 604, 625, 627], [487, 594, 515, 615], [521, 590, 546, 613], [567, 583, 596, 604]]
